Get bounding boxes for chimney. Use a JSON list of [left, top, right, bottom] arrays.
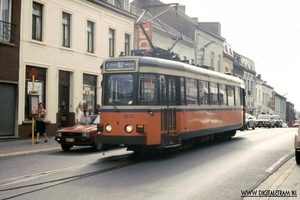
[[178, 5, 185, 13], [257, 74, 261, 80], [191, 17, 198, 23]]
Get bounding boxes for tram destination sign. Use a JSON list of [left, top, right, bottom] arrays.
[[105, 61, 135, 71]]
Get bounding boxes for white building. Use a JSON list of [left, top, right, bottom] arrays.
[[18, 0, 136, 138], [196, 22, 225, 72], [274, 92, 287, 122], [240, 56, 256, 115]]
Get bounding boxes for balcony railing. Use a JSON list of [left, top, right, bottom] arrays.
[[0, 20, 17, 44]]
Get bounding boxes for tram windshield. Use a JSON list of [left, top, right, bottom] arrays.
[[106, 74, 133, 105]]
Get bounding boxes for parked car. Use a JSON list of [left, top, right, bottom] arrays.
[[256, 114, 275, 128], [295, 127, 300, 164], [282, 123, 288, 128], [55, 114, 102, 151], [272, 115, 283, 127], [244, 113, 256, 130], [292, 122, 300, 128]]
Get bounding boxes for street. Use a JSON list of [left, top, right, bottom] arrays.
[[0, 128, 296, 200]]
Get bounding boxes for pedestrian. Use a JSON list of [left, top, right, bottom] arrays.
[[88, 105, 93, 115], [82, 100, 88, 116], [35, 102, 48, 143], [76, 104, 84, 124], [95, 104, 101, 114], [76, 101, 82, 115]]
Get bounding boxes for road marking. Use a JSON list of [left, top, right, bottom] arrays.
[[265, 154, 289, 173], [0, 147, 60, 158]]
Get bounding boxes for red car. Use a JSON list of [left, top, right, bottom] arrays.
[[292, 122, 299, 128], [55, 115, 102, 151]]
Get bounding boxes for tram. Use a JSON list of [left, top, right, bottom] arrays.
[[96, 56, 245, 153]]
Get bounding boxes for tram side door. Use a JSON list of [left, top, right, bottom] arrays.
[[160, 75, 179, 146]]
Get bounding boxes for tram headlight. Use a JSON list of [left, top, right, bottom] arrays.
[[105, 124, 112, 133], [125, 125, 133, 133]]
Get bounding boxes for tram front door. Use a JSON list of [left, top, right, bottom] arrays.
[[160, 75, 180, 147]]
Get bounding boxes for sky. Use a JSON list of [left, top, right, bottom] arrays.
[[133, 0, 300, 110]]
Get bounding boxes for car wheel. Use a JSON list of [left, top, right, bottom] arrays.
[[92, 142, 103, 151], [252, 125, 255, 130], [61, 144, 72, 151], [296, 150, 300, 165], [240, 125, 245, 131], [246, 123, 249, 130]]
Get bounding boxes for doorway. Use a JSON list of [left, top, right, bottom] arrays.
[[58, 71, 70, 127]]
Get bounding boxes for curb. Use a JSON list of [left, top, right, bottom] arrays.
[[0, 147, 60, 158]]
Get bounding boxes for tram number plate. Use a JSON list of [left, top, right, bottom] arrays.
[[124, 114, 134, 119], [66, 138, 74, 142]]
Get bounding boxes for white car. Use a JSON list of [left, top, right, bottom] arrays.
[[295, 128, 300, 164], [282, 123, 288, 128]]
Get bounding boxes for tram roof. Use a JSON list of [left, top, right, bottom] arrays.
[[103, 56, 244, 85]]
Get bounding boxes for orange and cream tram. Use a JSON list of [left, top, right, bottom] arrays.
[[96, 56, 245, 153]]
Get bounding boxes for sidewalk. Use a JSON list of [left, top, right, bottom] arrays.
[[0, 138, 299, 200], [0, 137, 60, 158], [243, 157, 300, 200]]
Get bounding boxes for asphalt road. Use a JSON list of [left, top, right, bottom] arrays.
[[0, 127, 295, 200]]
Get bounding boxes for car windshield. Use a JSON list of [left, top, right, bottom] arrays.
[[257, 115, 270, 119], [78, 115, 100, 125]]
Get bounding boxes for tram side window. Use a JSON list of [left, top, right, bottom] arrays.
[[186, 78, 198, 105], [235, 87, 241, 105], [180, 77, 186, 105], [219, 84, 227, 105], [199, 80, 209, 105], [159, 75, 167, 105], [227, 85, 235, 106], [139, 74, 157, 104], [168, 78, 177, 105], [210, 82, 218, 105]]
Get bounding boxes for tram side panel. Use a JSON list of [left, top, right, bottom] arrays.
[[178, 107, 243, 140]]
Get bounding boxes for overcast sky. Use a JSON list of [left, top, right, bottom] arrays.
[[133, 0, 300, 110]]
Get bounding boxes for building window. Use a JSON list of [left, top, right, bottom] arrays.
[[87, 21, 94, 53], [109, 28, 115, 57], [83, 74, 97, 115], [62, 12, 70, 47], [218, 55, 221, 72], [32, 2, 43, 41], [124, 34, 130, 56], [124, 0, 130, 11], [0, 0, 11, 41], [107, 0, 115, 4], [210, 52, 214, 69]]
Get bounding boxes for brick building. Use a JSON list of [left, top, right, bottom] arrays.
[[0, 0, 21, 138]]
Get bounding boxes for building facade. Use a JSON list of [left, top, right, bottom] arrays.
[[17, 0, 135, 139], [273, 92, 287, 122], [286, 102, 295, 127], [223, 41, 234, 74]]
